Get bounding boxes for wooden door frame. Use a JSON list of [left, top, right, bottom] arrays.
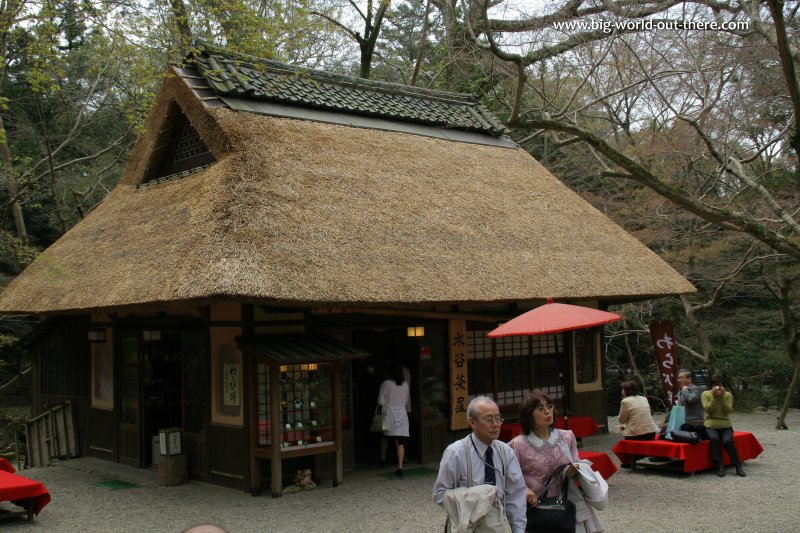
[[115, 330, 145, 467]]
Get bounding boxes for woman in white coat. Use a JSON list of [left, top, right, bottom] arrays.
[[378, 363, 410, 476]]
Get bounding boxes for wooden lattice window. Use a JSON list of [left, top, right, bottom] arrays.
[[41, 349, 89, 398], [531, 335, 565, 401], [142, 104, 215, 186], [467, 329, 493, 399], [467, 330, 565, 409]]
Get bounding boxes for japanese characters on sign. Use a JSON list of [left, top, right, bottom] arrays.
[[448, 319, 469, 430], [223, 362, 241, 407], [649, 320, 679, 405]]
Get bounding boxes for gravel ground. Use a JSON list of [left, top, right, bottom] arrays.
[[2, 409, 797, 532]]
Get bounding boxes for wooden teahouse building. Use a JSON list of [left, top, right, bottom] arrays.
[[0, 44, 694, 495]]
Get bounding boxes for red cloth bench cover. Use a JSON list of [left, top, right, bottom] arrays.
[[0, 470, 51, 516], [500, 416, 600, 442], [0, 458, 15, 473], [612, 431, 763, 473], [578, 450, 618, 480]]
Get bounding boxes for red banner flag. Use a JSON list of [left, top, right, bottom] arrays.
[[649, 320, 679, 405]]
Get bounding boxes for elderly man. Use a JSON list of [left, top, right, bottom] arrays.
[[432, 396, 527, 532], [676, 369, 706, 434]]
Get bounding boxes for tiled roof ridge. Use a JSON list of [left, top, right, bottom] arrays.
[[192, 41, 478, 105], [185, 41, 508, 136]]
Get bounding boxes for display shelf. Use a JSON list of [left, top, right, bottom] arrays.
[[257, 362, 334, 448]]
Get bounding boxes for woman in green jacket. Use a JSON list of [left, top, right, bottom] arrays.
[[702, 376, 745, 477]]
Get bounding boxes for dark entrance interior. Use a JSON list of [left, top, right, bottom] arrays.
[[350, 328, 419, 468], [143, 333, 183, 464], [117, 328, 207, 469]]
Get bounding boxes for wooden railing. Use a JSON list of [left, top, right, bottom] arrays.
[[25, 401, 78, 468]]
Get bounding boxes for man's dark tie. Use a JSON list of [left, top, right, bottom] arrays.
[[485, 446, 496, 485]]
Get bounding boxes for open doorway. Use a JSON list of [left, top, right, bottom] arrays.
[[143, 333, 183, 465], [350, 328, 419, 468]]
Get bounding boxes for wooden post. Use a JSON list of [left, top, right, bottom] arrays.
[[270, 361, 283, 497], [333, 363, 342, 487], [158, 453, 188, 486]]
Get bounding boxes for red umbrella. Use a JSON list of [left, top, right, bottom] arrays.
[[488, 298, 622, 337]]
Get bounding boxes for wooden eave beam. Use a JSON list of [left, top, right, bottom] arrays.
[[311, 306, 509, 324]]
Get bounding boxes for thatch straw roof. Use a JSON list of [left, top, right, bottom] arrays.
[[0, 50, 694, 315]]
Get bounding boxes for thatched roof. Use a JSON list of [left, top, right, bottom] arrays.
[[0, 49, 694, 315]]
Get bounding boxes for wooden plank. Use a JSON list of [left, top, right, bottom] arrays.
[[41, 417, 50, 465], [54, 406, 67, 457], [25, 402, 80, 467], [25, 424, 34, 468], [65, 402, 78, 457], [30, 419, 45, 467], [44, 415, 55, 463]]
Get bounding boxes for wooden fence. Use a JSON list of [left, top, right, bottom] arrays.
[[25, 401, 78, 467]]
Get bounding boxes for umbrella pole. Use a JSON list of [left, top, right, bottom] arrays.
[[556, 334, 570, 430]]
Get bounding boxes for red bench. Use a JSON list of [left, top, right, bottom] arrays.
[[612, 431, 763, 473], [0, 469, 51, 521]]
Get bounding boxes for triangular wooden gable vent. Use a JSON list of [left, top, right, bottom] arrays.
[[140, 102, 215, 187]]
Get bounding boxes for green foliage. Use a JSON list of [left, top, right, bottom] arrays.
[[0, 231, 37, 271], [0, 335, 16, 350]]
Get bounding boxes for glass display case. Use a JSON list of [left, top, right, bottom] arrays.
[[256, 363, 334, 448]]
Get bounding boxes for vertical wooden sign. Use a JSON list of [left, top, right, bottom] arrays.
[[649, 320, 679, 405], [448, 319, 469, 430]]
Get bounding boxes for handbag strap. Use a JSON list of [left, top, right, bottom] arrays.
[[541, 463, 570, 499]]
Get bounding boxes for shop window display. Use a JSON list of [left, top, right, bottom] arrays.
[[257, 363, 334, 448]]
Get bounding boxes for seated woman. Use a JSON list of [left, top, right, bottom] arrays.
[[702, 376, 745, 477], [508, 390, 605, 533], [617, 380, 658, 468]]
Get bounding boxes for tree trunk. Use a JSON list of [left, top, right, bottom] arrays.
[[680, 295, 718, 374], [0, 117, 28, 246], [773, 274, 800, 429], [168, 0, 194, 57], [776, 359, 799, 430]]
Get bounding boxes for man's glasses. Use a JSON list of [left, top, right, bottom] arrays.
[[479, 416, 504, 425], [534, 404, 555, 413]]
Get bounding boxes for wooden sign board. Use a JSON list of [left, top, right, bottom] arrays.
[[448, 319, 469, 430]]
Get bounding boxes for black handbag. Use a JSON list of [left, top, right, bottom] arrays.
[[525, 464, 576, 533], [668, 429, 701, 444]]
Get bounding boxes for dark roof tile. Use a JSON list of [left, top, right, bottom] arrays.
[[191, 44, 507, 136]]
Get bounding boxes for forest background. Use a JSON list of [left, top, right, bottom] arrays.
[[0, 0, 798, 428]]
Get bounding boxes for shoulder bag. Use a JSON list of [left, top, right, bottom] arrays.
[[525, 464, 576, 533], [664, 405, 686, 438], [668, 429, 701, 444], [370, 405, 384, 432]]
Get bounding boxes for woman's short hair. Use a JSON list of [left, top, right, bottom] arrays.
[[710, 374, 725, 387], [518, 389, 555, 435], [621, 380, 641, 397]]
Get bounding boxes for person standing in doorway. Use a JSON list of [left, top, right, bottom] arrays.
[[378, 363, 410, 476]]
